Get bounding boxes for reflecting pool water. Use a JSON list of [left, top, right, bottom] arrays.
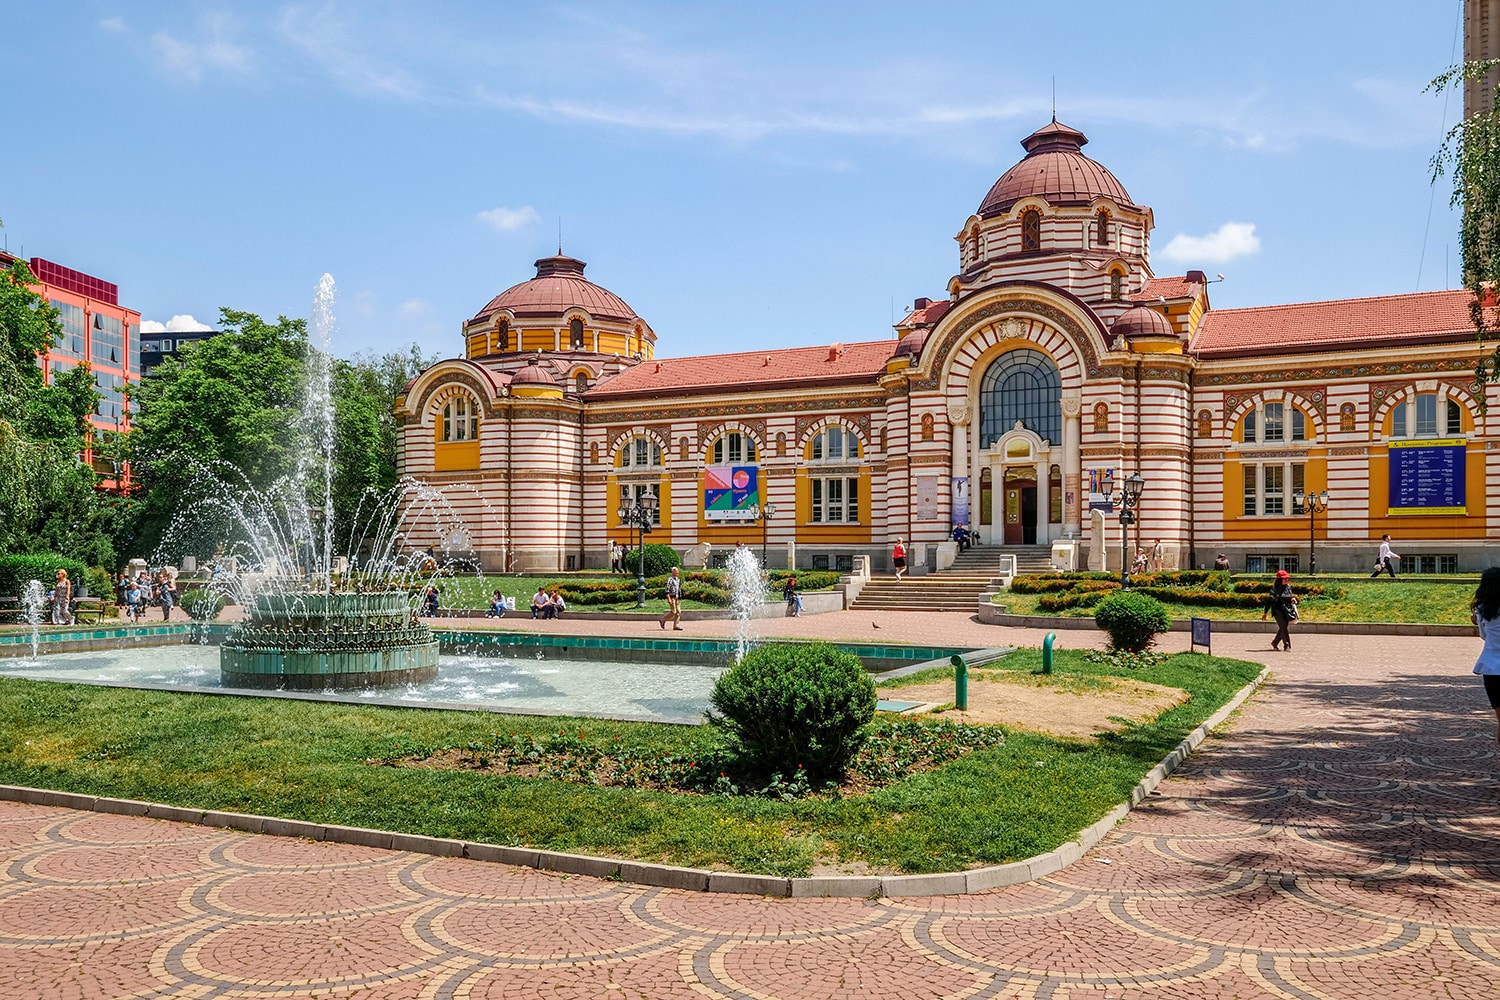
[[0, 645, 723, 724]]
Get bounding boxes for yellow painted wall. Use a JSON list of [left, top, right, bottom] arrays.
[[433, 440, 480, 471], [1221, 460, 1329, 542], [792, 469, 873, 544]]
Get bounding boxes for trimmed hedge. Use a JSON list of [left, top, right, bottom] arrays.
[[708, 641, 876, 780], [1094, 591, 1171, 651], [0, 554, 88, 599], [619, 543, 680, 578]]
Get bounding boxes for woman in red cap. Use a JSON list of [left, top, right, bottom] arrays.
[[1261, 569, 1299, 651]]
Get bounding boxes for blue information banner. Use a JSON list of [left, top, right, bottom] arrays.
[[1388, 439, 1466, 515]]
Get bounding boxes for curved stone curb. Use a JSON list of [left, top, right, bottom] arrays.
[[0, 667, 1268, 898]]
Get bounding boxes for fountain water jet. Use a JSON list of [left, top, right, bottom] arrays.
[[209, 275, 439, 688], [20, 580, 46, 661], [724, 547, 764, 662]]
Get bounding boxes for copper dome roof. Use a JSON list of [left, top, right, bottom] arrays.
[[510, 361, 559, 386], [978, 120, 1135, 218], [1111, 304, 1177, 342], [471, 255, 638, 323]]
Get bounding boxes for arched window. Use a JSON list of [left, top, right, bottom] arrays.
[[1021, 209, 1041, 251], [1093, 402, 1109, 433], [776, 430, 787, 456], [620, 437, 663, 468], [710, 432, 757, 464], [920, 413, 934, 441], [1197, 410, 1212, 439], [1241, 401, 1309, 443], [574, 373, 589, 394], [441, 397, 478, 442], [1110, 270, 1124, 301], [569, 317, 585, 350], [1390, 392, 1465, 438], [810, 426, 860, 461], [1339, 402, 1356, 433], [496, 319, 510, 352], [1095, 210, 1110, 247], [979, 349, 1061, 448]]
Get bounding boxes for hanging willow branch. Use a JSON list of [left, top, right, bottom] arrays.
[[1430, 59, 1500, 408]]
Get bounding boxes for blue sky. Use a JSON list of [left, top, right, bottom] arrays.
[[0, 2, 1468, 360]]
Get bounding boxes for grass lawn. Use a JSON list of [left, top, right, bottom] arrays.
[[0, 647, 1260, 876], [996, 577, 1477, 625]]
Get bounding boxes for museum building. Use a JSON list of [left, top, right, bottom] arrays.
[[394, 119, 1499, 576]]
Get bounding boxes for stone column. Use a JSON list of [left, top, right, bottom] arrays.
[[1060, 394, 1082, 537], [1034, 457, 1049, 545], [948, 403, 970, 529]]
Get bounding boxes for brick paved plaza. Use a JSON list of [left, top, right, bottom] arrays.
[[1, 613, 1497, 997]]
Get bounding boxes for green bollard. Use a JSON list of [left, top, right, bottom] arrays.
[[1042, 632, 1056, 674], [951, 653, 968, 711]]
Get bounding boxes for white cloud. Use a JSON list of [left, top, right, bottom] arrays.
[[478, 206, 540, 233], [396, 299, 433, 321], [98, 16, 127, 34], [275, 5, 423, 101], [150, 15, 252, 83], [141, 314, 214, 333], [1160, 222, 1262, 264]]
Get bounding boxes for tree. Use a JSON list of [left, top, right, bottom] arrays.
[[0, 256, 61, 418], [1431, 60, 1500, 404]]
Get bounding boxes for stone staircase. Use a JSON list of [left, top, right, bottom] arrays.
[[850, 545, 1054, 612]]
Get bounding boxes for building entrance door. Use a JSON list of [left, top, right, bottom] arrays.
[[1003, 469, 1037, 545]]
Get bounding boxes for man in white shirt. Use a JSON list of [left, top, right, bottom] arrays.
[[1370, 534, 1401, 579]]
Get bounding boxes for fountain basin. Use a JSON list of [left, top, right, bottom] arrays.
[[220, 591, 438, 690]]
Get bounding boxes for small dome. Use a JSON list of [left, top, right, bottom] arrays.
[[471, 255, 637, 323], [510, 361, 559, 386], [1111, 304, 1177, 342], [893, 329, 930, 357], [978, 120, 1134, 218]]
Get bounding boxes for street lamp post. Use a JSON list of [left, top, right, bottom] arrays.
[[1293, 489, 1329, 577], [1113, 472, 1146, 590], [616, 492, 659, 608], [752, 502, 778, 568]]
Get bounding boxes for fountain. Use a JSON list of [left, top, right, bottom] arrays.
[[20, 579, 46, 661], [724, 546, 764, 662], [202, 275, 441, 689]]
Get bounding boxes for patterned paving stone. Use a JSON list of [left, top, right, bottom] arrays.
[[0, 620, 1498, 998]]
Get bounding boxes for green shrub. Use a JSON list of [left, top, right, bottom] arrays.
[[0, 554, 88, 599], [708, 641, 877, 780], [1135, 587, 1264, 609], [84, 566, 114, 601], [1093, 591, 1172, 651], [767, 570, 840, 591], [179, 588, 227, 616], [620, 543, 680, 578]]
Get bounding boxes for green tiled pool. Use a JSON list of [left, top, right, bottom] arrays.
[[0, 626, 975, 725]]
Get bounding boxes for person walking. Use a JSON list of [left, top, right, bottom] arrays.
[[1370, 533, 1401, 578], [51, 569, 73, 626], [660, 566, 683, 630], [892, 538, 908, 581], [1471, 567, 1500, 746], [1261, 569, 1299, 651], [609, 540, 622, 574], [158, 570, 178, 621]]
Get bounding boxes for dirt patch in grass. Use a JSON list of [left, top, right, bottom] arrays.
[[895, 671, 1188, 739]]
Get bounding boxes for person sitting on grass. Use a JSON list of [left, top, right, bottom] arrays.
[[531, 587, 552, 619], [486, 590, 505, 617]]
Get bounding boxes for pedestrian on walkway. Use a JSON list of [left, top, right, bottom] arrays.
[[892, 538, 907, 581], [1261, 569, 1298, 651], [660, 566, 683, 630], [158, 570, 177, 621], [1370, 534, 1401, 578], [1471, 567, 1500, 746]]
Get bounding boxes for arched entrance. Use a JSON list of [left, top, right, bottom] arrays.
[[976, 350, 1062, 545]]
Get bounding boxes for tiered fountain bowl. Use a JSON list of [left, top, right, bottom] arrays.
[[220, 591, 438, 690]]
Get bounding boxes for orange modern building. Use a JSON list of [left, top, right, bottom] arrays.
[[1, 250, 140, 488]]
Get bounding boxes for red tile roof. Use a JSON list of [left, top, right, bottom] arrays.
[[586, 340, 898, 399], [1132, 275, 1200, 302], [1191, 289, 1478, 358], [896, 299, 951, 328]]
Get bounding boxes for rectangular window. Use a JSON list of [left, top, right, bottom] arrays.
[[1415, 394, 1438, 437], [624, 484, 660, 525], [1243, 410, 1256, 443], [1262, 403, 1284, 442], [51, 300, 86, 357], [1291, 409, 1306, 441], [835, 554, 854, 572], [812, 477, 858, 523], [1440, 554, 1458, 573], [634, 439, 648, 467], [825, 478, 843, 521], [1243, 468, 1257, 516], [812, 554, 831, 571], [1290, 463, 1304, 507], [91, 314, 122, 366], [827, 430, 843, 460], [1263, 464, 1284, 515]]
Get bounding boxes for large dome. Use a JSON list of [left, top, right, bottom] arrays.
[[977, 120, 1135, 218], [471, 255, 638, 323]]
